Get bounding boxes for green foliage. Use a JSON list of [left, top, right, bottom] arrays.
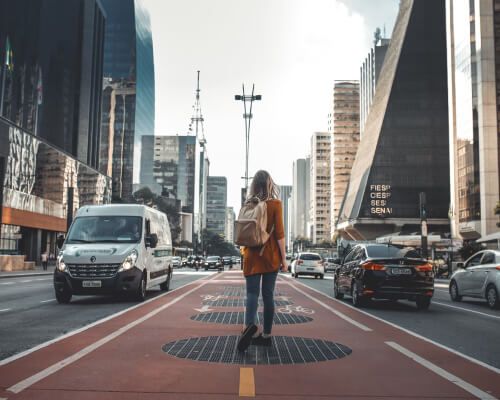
[[458, 242, 484, 260], [202, 229, 238, 256]]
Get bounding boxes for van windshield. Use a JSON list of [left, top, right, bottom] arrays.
[[66, 216, 143, 244]]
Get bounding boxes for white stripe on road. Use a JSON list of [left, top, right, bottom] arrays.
[[285, 280, 372, 332], [0, 282, 14, 285], [7, 273, 220, 394], [40, 299, 56, 303], [432, 301, 500, 321], [0, 274, 209, 367], [0, 308, 11, 312], [386, 341, 497, 400], [284, 274, 500, 375]]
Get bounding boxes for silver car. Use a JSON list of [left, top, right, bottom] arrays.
[[449, 250, 500, 309]]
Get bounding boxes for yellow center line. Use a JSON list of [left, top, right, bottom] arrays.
[[239, 367, 255, 397]]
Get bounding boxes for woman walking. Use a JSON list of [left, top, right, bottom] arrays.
[[237, 170, 288, 352]]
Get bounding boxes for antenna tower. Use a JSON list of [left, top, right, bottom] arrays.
[[189, 70, 206, 147]]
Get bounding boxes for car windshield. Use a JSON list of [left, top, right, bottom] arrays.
[[207, 256, 219, 261], [366, 245, 420, 259], [66, 216, 142, 244], [300, 254, 321, 261]]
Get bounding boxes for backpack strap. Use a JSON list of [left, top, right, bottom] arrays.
[[258, 225, 275, 256]]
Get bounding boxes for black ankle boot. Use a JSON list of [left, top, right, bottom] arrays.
[[251, 334, 272, 347]]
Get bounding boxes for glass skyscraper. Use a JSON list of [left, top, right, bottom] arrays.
[[100, 0, 155, 200]]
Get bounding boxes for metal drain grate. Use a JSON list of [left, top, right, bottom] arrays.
[[191, 311, 312, 325], [162, 335, 352, 365], [203, 299, 292, 307], [221, 287, 287, 297]]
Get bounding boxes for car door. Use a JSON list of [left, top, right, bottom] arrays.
[[460, 252, 484, 295], [339, 248, 357, 292], [468, 252, 496, 296]]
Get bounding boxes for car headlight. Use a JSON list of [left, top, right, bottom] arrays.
[[121, 250, 138, 271], [56, 255, 66, 272]]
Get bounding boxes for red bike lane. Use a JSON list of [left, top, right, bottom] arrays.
[[0, 270, 499, 399]]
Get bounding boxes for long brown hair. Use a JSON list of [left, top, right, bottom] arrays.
[[248, 170, 280, 201]]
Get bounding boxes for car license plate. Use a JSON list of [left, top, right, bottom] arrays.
[[307, 268, 314, 271], [82, 280, 102, 288], [391, 268, 411, 275]]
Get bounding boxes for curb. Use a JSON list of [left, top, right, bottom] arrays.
[[0, 272, 53, 279]]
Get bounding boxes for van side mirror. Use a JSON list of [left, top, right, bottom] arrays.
[[56, 234, 65, 249], [146, 233, 158, 249], [456, 262, 465, 269]]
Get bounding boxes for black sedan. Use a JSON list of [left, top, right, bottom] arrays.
[[333, 244, 434, 310], [204, 256, 223, 270], [222, 256, 233, 268]]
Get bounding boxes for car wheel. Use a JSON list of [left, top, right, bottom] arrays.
[[55, 288, 72, 304], [320, 274, 324, 280], [295, 273, 299, 279], [416, 296, 431, 310], [135, 273, 147, 302], [333, 277, 344, 300], [351, 283, 365, 308], [160, 269, 171, 291], [486, 285, 500, 309], [291, 272, 295, 277], [449, 280, 462, 302]]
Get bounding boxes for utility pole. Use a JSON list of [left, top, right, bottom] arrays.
[[234, 84, 261, 198], [420, 192, 428, 259]]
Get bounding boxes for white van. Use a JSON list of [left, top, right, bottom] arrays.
[[53, 204, 173, 303]]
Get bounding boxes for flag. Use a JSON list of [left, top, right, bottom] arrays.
[[36, 67, 43, 105], [4, 37, 13, 72]]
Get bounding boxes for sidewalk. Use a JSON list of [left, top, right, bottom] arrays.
[[0, 265, 54, 279], [0, 270, 498, 399]]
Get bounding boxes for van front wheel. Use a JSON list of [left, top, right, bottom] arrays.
[[160, 270, 171, 291], [55, 289, 72, 304], [135, 273, 147, 302]]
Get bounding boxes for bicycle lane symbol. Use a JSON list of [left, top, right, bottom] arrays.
[[277, 305, 315, 315]]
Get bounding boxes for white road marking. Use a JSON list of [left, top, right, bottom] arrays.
[[20, 280, 33, 283], [432, 301, 500, 321], [194, 304, 213, 313], [386, 341, 497, 400], [7, 273, 220, 394], [434, 283, 449, 289], [0, 282, 14, 285], [0, 274, 210, 367], [285, 280, 372, 332], [0, 308, 11, 312], [288, 276, 500, 375], [40, 299, 56, 303]]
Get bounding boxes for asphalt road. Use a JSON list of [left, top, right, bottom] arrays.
[[288, 272, 500, 369], [0, 268, 213, 361]]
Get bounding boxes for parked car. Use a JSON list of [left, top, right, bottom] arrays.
[[222, 256, 233, 268], [449, 250, 500, 309], [333, 244, 434, 309], [171, 256, 181, 268], [291, 252, 325, 279], [205, 256, 223, 270]]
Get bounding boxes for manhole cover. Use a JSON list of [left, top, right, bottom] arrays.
[[162, 335, 352, 365], [191, 311, 312, 325], [221, 287, 287, 297], [203, 298, 292, 307]]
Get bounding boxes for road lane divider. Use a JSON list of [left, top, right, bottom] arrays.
[[239, 368, 255, 397], [285, 280, 372, 332], [386, 341, 497, 400], [284, 275, 500, 375], [0, 273, 213, 367], [40, 299, 56, 304], [7, 272, 221, 394], [432, 301, 500, 321], [0, 309, 11, 313]]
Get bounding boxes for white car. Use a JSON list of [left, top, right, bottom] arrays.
[[449, 250, 500, 309], [291, 252, 325, 279]]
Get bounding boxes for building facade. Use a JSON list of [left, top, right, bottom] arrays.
[[337, 0, 450, 241], [310, 133, 331, 244], [225, 207, 235, 243], [360, 38, 390, 138], [446, 0, 500, 239], [279, 185, 292, 249], [330, 81, 360, 237], [292, 158, 310, 241], [206, 176, 227, 236], [100, 0, 155, 199]]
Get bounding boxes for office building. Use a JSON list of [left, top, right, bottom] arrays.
[[292, 158, 310, 240], [100, 0, 155, 198], [329, 81, 360, 237], [0, 0, 110, 263], [337, 0, 450, 240], [206, 176, 227, 236], [279, 185, 292, 249], [225, 207, 235, 243], [446, 0, 500, 239], [310, 133, 331, 244], [360, 37, 390, 138]]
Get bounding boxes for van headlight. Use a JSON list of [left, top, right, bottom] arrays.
[[56, 255, 66, 272], [121, 250, 138, 271]]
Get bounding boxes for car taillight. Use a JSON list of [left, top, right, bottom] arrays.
[[496, 265, 500, 271], [361, 262, 386, 271], [415, 263, 433, 272]]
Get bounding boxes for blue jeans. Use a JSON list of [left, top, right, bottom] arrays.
[[245, 272, 278, 334]]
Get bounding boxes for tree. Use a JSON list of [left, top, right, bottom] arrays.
[[458, 242, 484, 261]]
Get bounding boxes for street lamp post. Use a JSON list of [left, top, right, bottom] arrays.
[[234, 84, 261, 196]]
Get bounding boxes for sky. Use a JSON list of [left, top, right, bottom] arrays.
[[142, 0, 400, 213]]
